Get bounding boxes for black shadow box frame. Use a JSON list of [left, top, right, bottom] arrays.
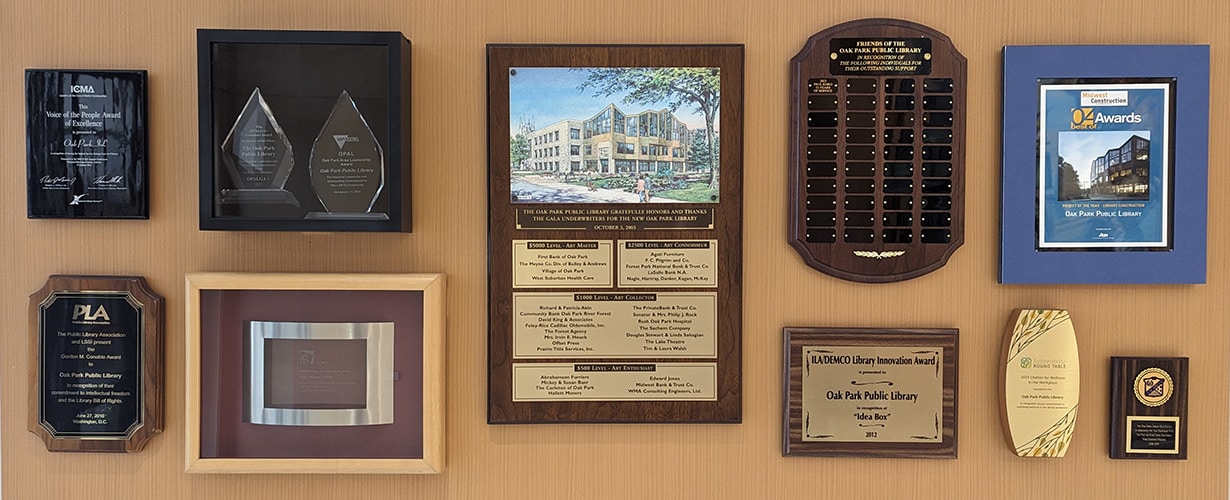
[[197, 29, 411, 232]]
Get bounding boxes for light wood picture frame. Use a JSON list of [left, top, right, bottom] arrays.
[[184, 272, 445, 474]]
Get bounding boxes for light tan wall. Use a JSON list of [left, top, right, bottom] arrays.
[[2, 0, 1226, 498]]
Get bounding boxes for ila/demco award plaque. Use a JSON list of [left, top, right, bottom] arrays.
[[487, 45, 744, 423], [29, 275, 164, 452], [26, 70, 148, 219], [783, 328, 957, 458], [1110, 357, 1187, 459]]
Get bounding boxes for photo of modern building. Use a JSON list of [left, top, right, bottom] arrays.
[[1089, 134, 1149, 197]]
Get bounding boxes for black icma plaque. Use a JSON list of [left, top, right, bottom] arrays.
[[26, 70, 149, 219]]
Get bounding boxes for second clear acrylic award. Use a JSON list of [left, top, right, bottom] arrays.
[[307, 90, 387, 220]]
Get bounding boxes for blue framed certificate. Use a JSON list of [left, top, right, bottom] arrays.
[[1037, 80, 1172, 249], [1001, 45, 1208, 284]]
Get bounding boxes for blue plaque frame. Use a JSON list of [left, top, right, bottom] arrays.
[[1000, 45, 1208, 284]]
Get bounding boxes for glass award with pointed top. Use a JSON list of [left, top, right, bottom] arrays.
[[218, 87, 300, 209], [306, 90, 387, 220]]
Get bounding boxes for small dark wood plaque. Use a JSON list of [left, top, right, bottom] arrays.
[[789, 19, 966, 282], [28, 275, 163, 452], [1110, 357, 1188, 459], [783, 327, 957, 458], [487, 45, 744, 423]]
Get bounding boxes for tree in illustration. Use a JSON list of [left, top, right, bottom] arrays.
[[510, 133, 530, 170]]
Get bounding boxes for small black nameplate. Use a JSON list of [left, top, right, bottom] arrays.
[[38, 292, 144, 438]]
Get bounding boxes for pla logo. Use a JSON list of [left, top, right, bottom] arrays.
[[1020, 357, 1033, 369], [297, 350, 316, 366], [332, 134, 359, 149], [1134, 367, 1174, 407], [71, 304, 110, 321], [1070, 108, 1096, 129]]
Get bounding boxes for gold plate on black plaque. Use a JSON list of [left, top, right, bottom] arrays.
[[789, 19, 966, 283]]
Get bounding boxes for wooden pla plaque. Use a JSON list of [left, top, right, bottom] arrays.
[[487, 45, 744, 423], [1110, 357, 1188, 459], [783, 327, 958, 458], [28, 275, 164, 452], [789, 19, 966, 283]]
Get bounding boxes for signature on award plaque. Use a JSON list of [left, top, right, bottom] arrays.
[[246, 321, 394, 426]]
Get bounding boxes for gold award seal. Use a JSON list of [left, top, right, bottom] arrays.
[[1133, 367, 1173, 407]]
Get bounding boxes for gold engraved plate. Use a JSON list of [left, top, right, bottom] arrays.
[[801, 346, 943, 442]]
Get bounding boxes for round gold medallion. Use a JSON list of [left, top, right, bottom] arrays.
[[1133, 367, 1173, 407]]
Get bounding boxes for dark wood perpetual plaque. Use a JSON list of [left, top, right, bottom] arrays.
[[29, 275, 163, 452], [487, 45, 743, 423], [789, 19, 966, 283], [1110, 357, 1188, 459]]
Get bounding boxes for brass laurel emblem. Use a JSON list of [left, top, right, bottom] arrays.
[[853, 250, 906, 260]]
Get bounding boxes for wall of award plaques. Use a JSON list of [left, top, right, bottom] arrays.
[[2, 0, 1229, 499]]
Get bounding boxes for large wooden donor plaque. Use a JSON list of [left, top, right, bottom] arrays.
[[487, 45, 744, 423], [789, 19, 966, 283]]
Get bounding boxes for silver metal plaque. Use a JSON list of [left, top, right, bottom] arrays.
[[246, 321, 394, 426]]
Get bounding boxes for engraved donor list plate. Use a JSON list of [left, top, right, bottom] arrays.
[[789, 19, 966, 282], [487, 45, 744, 424], [28, 275, 164, 452]]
